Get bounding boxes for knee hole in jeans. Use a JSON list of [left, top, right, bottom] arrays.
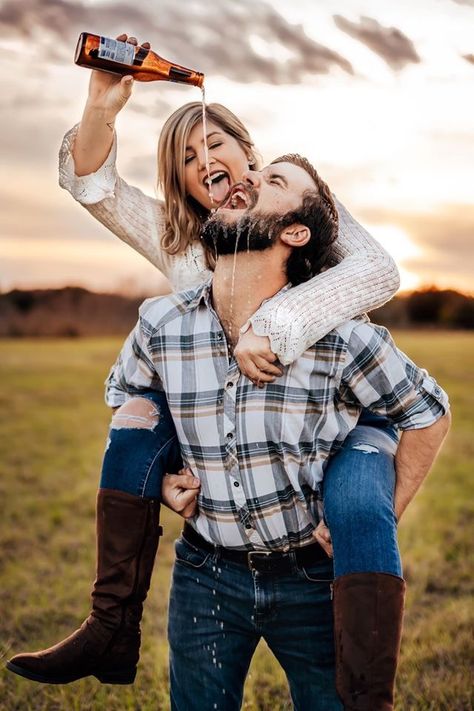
[[111, 397, 160, 431]]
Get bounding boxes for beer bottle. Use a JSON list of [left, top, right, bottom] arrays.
[[74, 32, 204, 87]]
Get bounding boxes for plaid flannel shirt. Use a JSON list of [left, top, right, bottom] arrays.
[[106, 279, 449, 552]]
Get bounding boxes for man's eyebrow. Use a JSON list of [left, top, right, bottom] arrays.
[[186, 131, 222, 151]]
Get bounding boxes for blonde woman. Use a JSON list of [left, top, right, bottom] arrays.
[[8, 35, 404, 707]]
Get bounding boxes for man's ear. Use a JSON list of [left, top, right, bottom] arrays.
[[279, 224, 311, 248]]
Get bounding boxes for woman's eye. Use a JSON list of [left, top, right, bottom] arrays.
[[185, 155, 195, 165], [209, 142, 223, 149]]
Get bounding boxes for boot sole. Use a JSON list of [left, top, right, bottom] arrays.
[[6, 661, 136, 685]]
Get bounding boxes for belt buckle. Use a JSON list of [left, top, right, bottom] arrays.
[[247, 550, 272, 572]]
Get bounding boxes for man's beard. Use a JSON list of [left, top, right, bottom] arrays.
[[201, 210, 280, 257]]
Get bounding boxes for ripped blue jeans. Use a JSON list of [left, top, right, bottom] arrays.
[[322, 422, 402, 578], [100, 391, 401, 577], [100, 390, 182, 498]]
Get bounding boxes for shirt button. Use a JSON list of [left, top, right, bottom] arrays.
[[226, 381, 234, 388], [227, 432, 233, 439], [245, 524, 252, 529], [233, 481, 240, 487]]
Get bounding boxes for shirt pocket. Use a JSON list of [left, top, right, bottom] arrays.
[[307, 356, 340, 409]]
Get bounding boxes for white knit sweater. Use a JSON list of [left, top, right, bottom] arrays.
[[59, 124, 400, 364]]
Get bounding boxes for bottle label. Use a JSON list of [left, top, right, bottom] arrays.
[[98, 37, 135, 66]]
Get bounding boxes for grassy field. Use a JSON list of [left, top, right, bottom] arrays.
[[0, 332, 472, 710]]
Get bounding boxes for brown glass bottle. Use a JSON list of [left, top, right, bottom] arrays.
[[74, 32, 204, 87]]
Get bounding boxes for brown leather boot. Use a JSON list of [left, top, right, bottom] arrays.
[[6, 489, 162, 684], [333, 572, 406, 711]]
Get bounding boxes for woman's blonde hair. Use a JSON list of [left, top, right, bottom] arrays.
[[157, 102, 259, 256]]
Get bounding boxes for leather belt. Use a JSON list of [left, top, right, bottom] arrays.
[[182, 523, 328, 574]]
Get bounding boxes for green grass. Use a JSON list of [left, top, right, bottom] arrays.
[[0, 333, 472, 710]]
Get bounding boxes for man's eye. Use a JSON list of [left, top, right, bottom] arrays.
[[270, 178, 281, 185]]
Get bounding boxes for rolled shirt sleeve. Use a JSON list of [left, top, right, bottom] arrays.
[[105, 300, 163, 408], [340, 322, 449, 429]]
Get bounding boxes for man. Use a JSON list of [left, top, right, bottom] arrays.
[[106, 156, 450, 710]]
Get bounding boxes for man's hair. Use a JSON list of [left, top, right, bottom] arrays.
[[270, 153, 338, 286]]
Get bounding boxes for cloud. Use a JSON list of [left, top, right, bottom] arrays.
[[359, 204, 474, 287], [462, 53, 474, 64], [333, 15, 420, 70], [0, 0, 353, 84], [129, 96, 174, 120]]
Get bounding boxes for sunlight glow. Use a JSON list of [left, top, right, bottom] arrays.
[[367, 224, 423, 292]]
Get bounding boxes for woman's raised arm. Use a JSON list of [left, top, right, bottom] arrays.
[[246, 197, 400, 365], [58, 34, 192, 279], [72, 34, 143, 176], [59, 122, 174, 278]]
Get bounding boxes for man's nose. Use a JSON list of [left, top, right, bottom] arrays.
[[241, 169, 261, 187]]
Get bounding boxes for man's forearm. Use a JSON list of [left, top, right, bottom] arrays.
[[394, 412, 451, 521]]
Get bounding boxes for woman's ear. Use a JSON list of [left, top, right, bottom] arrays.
[[280, 224, 311, 248]]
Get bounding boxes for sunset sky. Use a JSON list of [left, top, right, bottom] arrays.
[[1, 0, 473, 295]]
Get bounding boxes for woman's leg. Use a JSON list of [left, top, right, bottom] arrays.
[[7, 390, 182, 685], [323, 424, 405, 711], [100, 390, 183, 497], [323, 425, 401, 578]]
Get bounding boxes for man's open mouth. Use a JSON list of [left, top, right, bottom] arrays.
[[220, 182, 255, 210]]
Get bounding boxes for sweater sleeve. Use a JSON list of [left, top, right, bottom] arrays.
[[247, 196, 400, 365], [58, 123, 173, 278]]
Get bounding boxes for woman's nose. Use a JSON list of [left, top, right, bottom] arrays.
[[198, 149, 214, 170]]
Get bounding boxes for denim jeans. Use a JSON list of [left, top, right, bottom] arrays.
[[99, 390, 182, 498], [168, 535, 343, 711], [322, 424, 402, 578]]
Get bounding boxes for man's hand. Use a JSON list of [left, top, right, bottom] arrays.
[[312, 520, 333, 557], [162, 468, 201, 519], [234, 326, 283, 387]]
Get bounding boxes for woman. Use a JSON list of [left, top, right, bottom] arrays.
[[8, 35, 404, 707]]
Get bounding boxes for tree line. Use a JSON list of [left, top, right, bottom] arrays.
[[0, 286, 472, 338]]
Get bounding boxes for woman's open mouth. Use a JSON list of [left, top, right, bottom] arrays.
[[204, 171, 230, 204]]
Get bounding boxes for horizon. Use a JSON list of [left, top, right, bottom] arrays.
[[1, 0, 473, 295], [1, 282, 472, 301]]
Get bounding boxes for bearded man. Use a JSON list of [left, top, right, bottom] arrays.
[[105, 155, 450, 710]]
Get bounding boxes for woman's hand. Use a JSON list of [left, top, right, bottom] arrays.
[[234, 326, 283, 387], [312, 520, 333, 558], [86, 34, 150, 119], [161, 468, 201, 519]]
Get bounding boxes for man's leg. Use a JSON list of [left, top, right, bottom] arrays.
[[168, 536, 259, 711], [262, 557, 343, 711]]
